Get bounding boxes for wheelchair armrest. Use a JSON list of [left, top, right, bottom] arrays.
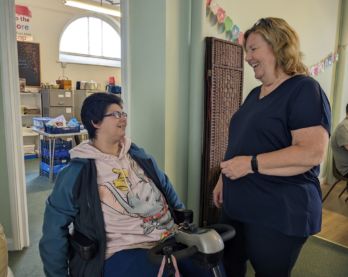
[[173, 209, 193, 224], [69, 230, 97, 261]]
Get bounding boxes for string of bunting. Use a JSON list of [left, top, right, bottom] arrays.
[[309, 52, 339, 77], [206, 0, 244, 45]]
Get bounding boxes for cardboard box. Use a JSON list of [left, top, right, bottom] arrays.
[[56, 79, 72, 90]]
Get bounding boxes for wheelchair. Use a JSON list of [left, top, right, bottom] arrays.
[[148, 209, 235, 277], [69, 209, 235, 277]]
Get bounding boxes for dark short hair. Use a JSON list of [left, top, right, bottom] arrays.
[[81, 92, 123, 139], [346, 103, 348, 114]]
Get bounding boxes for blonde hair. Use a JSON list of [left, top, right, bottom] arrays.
[[243, 17, 308, 76]]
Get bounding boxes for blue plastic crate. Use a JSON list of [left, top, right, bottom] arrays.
[[41, 148, 70, 159], [33, 117, 52, 129], [44, 125, 80, 134], [41, 139, 72, 152], [40, 162, 67, 174], [24, 153, 38, 160], [41, 156, 70, 166]]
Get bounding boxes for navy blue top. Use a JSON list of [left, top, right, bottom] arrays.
[[223, 75, 331, 237]]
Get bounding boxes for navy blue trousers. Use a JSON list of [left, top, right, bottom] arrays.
[[220, 209, 307, 277], [104, 248, 224, 277]]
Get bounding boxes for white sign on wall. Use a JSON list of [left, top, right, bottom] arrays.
[[15, 5, 33, 42]]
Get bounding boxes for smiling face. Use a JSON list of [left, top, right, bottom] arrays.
[[94, 103, 127, 143], [245, 32, 277, 84]]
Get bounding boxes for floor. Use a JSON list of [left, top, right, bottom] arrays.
[[7, 159, 348, 276], [8, 159, 53, 277], [319, 180, 348, 247]]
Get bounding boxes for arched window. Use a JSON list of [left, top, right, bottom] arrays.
[[59, 16, 121, 67]]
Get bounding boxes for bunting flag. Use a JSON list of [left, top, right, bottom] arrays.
[[206, 0, 244, 45], [309, 52, 339, 77]]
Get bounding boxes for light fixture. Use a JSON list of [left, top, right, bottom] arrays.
[[64, 0, 121, 17]]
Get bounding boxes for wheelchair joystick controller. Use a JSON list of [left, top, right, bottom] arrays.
[[148, 209, 236, 277]]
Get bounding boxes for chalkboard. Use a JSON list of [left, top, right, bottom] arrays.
[[17, 41, 41, 86]]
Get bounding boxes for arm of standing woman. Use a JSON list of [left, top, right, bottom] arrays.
[[221, 125, 329, 180], [213, 174, 223, 208]]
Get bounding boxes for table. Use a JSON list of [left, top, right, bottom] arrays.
[[32, 127, 88, 182]]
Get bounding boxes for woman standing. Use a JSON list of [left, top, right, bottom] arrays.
[[213, 17, 331, 276]]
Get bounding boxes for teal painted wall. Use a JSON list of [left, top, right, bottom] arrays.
[[186, 0, 205, 221], [129, 0, 192, 204], [0, 74, 12, 236], [129, 0, 166, 167], [164, 0, 191, 204]]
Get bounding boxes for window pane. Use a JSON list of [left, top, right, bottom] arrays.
[[59, 16, 121, 67], [88, 17, 102, 56], [60, 17, 88, 54], [102, 22, 121, 59], [60, 53, 121, 67]]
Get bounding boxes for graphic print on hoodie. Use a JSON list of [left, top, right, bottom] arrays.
[[69, 138, 175, 258]]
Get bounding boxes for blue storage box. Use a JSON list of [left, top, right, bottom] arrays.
[[44, 125, 80, 134], [41, 148, 70, 159], [40, 162, 67, 175], [33, 117, 52, 129], [41, 156, 70, 166]]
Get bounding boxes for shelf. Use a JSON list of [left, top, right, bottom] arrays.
[[22, 113, 41, 116], [22, 127, 39, 137], [21, 90, 41, 161], [20, 92, 41, 95], [23, 133, 39, 137]]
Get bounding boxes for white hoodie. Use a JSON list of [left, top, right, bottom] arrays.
[[70, 137, 175, 259]]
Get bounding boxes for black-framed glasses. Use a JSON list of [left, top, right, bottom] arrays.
[[104, 111, 128, 119]]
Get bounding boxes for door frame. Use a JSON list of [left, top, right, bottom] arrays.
[[0, 0, 29, 250], [0, 0, 130, 250]]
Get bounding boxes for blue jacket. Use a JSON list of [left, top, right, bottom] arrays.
[[39, 143, 184, 277]]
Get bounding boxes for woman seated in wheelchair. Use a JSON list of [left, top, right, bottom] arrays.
[[39, 92, 218, 276]]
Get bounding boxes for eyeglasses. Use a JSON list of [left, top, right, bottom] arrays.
[[104, 111, 128, 119], [253, 18, 272, 28]]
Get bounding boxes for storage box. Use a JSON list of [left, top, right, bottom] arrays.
[[41, 156, 69, 165], [32, 117, 52, 129], [56, 79, 72, 90], [40, 162, 67, 175], [44, 125, 80, 134], [40, 138, 72, 160]]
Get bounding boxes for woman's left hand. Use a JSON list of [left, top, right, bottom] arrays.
[[220, 156, 253, 180]]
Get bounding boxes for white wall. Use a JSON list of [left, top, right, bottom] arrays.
[[16, 0, 121, 88]]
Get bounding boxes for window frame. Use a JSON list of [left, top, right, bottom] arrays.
[[58, 13, 121, 67]]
